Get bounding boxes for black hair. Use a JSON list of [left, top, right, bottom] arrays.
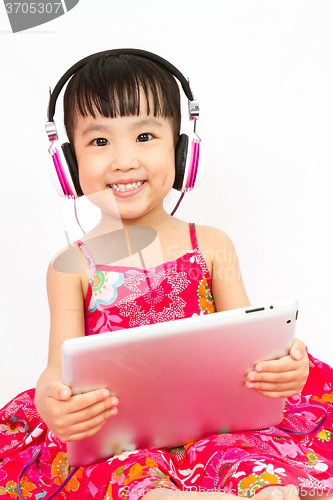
[[64, 54, 181, 146]]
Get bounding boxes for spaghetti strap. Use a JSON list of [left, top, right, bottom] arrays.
[[189, 222, 198, 249], [188, 223, 213, 289], [75, 240, 96, 284]]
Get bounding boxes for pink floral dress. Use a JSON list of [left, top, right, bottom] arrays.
[[1, 223, 333, 499]]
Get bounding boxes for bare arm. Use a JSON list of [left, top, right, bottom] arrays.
[[35, 262, 118, 441], [195, 226, 250, 312], [197, 226, 308, 398]]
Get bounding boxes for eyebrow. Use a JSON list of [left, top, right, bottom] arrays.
[[131, 117, 164, 129], [81, 123, 111, 137], [81, 117, 164, 137]]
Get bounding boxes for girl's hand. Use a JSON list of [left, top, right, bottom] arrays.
[[42, 381, 119, 441], [245, 338, 309, 398]]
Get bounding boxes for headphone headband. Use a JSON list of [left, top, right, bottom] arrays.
[[47, 48, 198, 124]]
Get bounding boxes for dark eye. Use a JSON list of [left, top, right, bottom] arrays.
[[92, 138, 109, 146], [136, 133, 153, 142]]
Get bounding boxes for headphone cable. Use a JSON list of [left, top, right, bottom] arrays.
[[17, 445, 80, 500], [171, 192, 185, 216], [73, 197, 86, 235]]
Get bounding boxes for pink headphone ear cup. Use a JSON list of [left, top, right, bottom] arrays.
[[48, 140, 79, 198], [176, 133, 201, 192], [186, 134, 200, 190], [192, 139, 205, 189]]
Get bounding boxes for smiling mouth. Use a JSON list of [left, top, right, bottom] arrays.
[[108, 181, 146, 192]]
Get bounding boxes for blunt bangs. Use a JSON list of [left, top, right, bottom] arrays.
[[64, 54, 181, 145]]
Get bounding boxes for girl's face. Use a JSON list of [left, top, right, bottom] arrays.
[[72, 99, 176, 223]]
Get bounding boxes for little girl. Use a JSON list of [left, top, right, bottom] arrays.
[[0, 49, 332, 500]]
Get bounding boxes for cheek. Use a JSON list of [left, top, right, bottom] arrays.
[[169, 149, 176, 183], [77, 152, 101, 179], [163, 144, 176, 170], [77, 162, 100, 195], [161, 155, 176, 190]]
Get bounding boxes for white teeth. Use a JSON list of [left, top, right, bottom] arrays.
[[109, 181, 145, 192]]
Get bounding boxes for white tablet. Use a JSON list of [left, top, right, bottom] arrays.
[[62, 299, 298, 466]]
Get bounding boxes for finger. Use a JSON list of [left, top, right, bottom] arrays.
[[45, 381, 72, 401], [290, 338, 306, 361], [254, 355, 299, 374], [66, 421, 107, 442], [246, 379, 304, 393], [247, 369, 303, 384], [68, 389, 113, 412], [256, 387, 303, 399], [66, 404, 118, 441], [48, 394, 119, 442], [67, 395, 119, 426]]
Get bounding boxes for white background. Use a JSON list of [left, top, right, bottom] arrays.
[[1, 1, 333, 407]]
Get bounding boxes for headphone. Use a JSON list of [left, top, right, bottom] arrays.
[[46, 48, 203, 200]]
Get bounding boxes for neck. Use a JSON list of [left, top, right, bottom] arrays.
[[84, 205, 173, 241], [120, 207, 172, 229]]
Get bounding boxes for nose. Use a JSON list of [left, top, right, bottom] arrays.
[[109, 142, 140, 172]]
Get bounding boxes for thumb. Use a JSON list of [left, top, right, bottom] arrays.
[[46, 381, 72, 401], [290, 338, 305, 360]]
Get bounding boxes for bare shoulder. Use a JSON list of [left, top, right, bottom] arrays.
[[46, 257, 84, 294], [50, 241, 88, 274], [194, 224, 237, 267], [194, 224, 234, 250], [195, 224, 250, 312]]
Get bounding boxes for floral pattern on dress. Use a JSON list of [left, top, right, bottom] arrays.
[[317, 429, 331, 442], [1, 359, 333, 499], [0, 476, 36, 498], [198, 276, 215, 314], [313, 391, 333, 404], [0, 418, 27, 436], [84, 232, 214, 335], [117, 265, 191, 326], [88, 270, 124, 312], [1, 224, 333, 499], [51, 452, 83, 492], [235, 460, 285, 497]]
